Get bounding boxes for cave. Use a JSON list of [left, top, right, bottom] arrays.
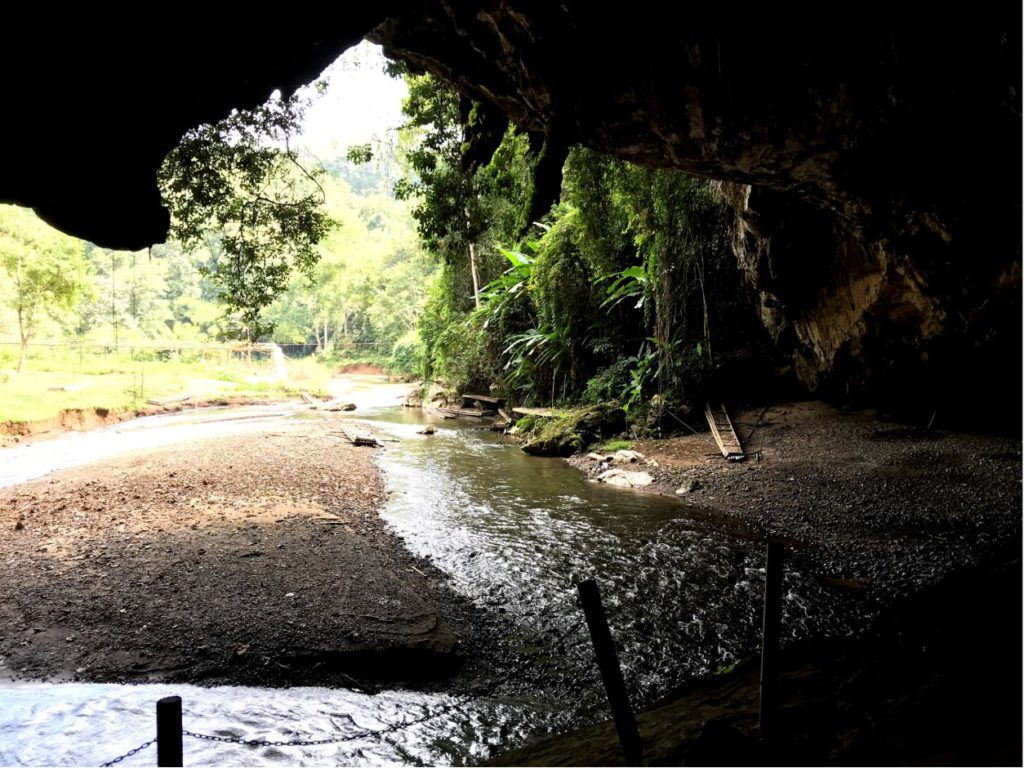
[[1, 11, 1020, 765], [2, 10, 1019, 411]]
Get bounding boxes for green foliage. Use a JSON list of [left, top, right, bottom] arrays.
[[599, 264, 650, 310], [346, 144, 374, 165], [0, 206, 92, 371], [593, 438, 633, 452], [159, 92, 333, 341], [387, 329, 426, 376], [400, 113, 747, 418], [581, 359, 633, 405], [263, 170, 431, 362]]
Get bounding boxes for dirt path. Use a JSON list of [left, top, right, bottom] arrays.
[[0, 417, 481, 688]]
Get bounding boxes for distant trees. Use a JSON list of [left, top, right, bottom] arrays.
[[263, 171, 431, 365], [0, 152, 429, 375], [0, 206, 92, 371]]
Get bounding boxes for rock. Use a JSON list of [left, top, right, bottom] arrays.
[[596, 469, 654, 488], [403, 387, 424, 408], [612, 449, 645, 464], [521, 405, 627, 456], [676, 478, 702, 495], [322, 401, 357, 412], [586, 452, 611, 462], [417, 426, 436, 435]]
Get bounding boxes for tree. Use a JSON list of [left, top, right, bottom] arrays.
[[0, 206, 90, 371], [158, 92, 333, 342]]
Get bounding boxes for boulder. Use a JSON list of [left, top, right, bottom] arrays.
[[322, 401, 357, 412], [675, 478, 702, 495], [596, 469, 654, 488], [611, 449, 645, 464], [521, 404, 627, 456]]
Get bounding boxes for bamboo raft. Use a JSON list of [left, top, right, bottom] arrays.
[[336, 422, 379, 447]]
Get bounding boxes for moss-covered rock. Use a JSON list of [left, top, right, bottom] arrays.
[[520, 404, 626, 456]]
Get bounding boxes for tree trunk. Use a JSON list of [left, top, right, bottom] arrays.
[[16, 307, 28, 373]]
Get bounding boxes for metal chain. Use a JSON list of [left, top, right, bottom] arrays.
[[99, 739, 155, 766], [183, 728, 366, 747], [181, 619, 586, 750]]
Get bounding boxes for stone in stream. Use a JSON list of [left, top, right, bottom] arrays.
[[322, 401, 357, 412], [676, 478, 702, 495], [611, 449, 645, 464], [596, 468, 654, 487], [417, 426, 436, 435]]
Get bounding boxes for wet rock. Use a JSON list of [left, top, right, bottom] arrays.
[[611, 449, 645, 464], [676, 479, 702, 495], [417, 426, 436, 435], [596, 469, 654, 488], [322, 401, 357, 412], [521, 405, 627, 456]]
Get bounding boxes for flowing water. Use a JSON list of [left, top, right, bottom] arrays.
[[0, 377, 862, 766]]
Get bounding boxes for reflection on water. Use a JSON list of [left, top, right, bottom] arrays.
[[0, 377, 865, 765], [0, 681, 564, 767]]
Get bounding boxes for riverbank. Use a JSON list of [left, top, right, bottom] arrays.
[[0, 394, 312, 448], [571, 400, 1021, 599], [0, 352, 336, 447], [0, 418, 486, 688], [503, 400, 1022, 764]]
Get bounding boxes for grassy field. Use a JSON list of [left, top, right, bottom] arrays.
[[0, 346, 332, 424]]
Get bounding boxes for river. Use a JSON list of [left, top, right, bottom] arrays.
[[0, 377, 862, 766]]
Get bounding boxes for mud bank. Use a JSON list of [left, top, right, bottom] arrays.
[[0, 395, 305, 449], [0, 419, 486, 688]]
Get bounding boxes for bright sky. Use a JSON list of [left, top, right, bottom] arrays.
[[295, 42, 407, 157]]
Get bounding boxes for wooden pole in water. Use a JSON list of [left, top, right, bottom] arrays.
[[577, 579, 643, 765], [759, 541, 785, 738], [156, 695, 183, 767]]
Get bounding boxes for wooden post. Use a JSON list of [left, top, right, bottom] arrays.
[[156, 695, 183, 767], [577, 579, 643, 765], [759, 541, 784, 737]]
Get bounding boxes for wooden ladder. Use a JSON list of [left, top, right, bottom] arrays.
[[704, 403, 746, 462]]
